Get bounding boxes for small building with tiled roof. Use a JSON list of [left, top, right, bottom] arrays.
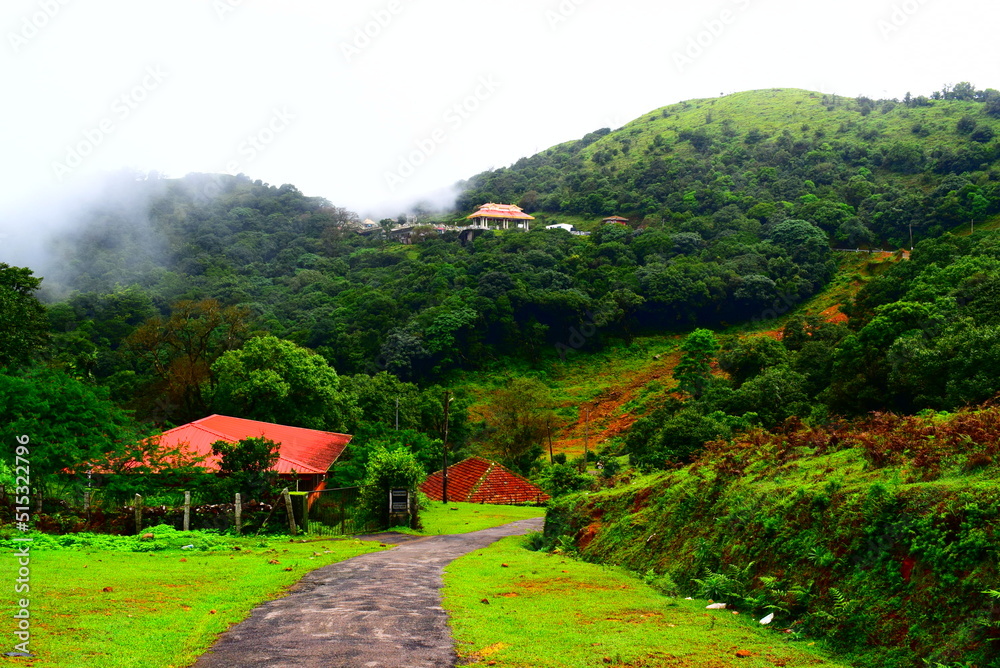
[[421, 457, 550, 505], [602, 215, 629, 225], [467, 203, 535, 230], [137, 415, 352, 492]]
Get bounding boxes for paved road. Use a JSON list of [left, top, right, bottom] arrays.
[[192, 518, 544, 668]]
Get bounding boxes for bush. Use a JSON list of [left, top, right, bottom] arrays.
[[0, 525, 236, 552], [537, 463, 594, 498], [357, 447, 426, 530]]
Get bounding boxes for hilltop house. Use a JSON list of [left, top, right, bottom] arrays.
[[467, 203, 535, 230], [602, 215, 629, 225]]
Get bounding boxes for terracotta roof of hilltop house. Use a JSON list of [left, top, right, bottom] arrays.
[[602, 215, 629, 223], [421, 457, 550, 504], [144, 415, 351, 475], [466, 203, 535, 221]]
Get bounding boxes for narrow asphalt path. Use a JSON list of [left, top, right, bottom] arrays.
[[192, 517, 544, 668]]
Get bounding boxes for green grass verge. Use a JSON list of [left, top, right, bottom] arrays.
[[444, 535, 850, 668], [390, 501, 545, 535], [3, 533, 385, 668]]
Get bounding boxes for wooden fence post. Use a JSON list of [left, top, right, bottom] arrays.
[[183, 491, 191, 531], [281, 488, 298, 536], [134, 494, 143, 534], [235, 493, 242, 534]]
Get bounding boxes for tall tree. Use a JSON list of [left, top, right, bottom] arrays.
[[674, 329, 720, 398], [123, 299, 249, 423], [0, 367, 141, 493], [479, 377, 553, 474], [212, 336, 357, 431], [0, 264, 48, 369]]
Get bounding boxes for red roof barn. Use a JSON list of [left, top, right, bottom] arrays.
[[422, 457, 550, 504], [144, 415, 352, 491]]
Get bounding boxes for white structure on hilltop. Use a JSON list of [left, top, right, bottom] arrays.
[[466, 203, 535, 230]]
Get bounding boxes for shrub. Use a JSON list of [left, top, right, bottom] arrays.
[[357, 447, 425, 530], [537, 463, 593, 498]]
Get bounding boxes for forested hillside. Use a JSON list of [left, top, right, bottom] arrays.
[[5, 85, 1000, 512], [19, 170, 836, 396]]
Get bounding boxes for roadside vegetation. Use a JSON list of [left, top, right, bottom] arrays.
[[543, 407, 1000, 666]]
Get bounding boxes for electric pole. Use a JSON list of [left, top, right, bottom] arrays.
[[546, 415, 554, 464], [442, 390, 450, 504]]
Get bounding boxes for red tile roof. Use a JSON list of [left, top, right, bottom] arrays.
[[466, 203, 535, 221], [147, 415, 351, 475], [422, 457, 550, 504]]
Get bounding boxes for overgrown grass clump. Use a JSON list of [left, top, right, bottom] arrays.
[[544, 408, 1000, 667], [0, 524, 239, 552]]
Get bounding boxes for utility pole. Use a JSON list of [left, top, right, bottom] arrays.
[[395, 396, 399, 431], [546, 415, 554, 464], [909, 222, 913, 250], [583, 407, 591, 472], [442, 390, 451, 504]]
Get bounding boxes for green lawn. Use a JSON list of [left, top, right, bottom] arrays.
[[2, 533, 385, 668], [444, 535, 851, 668], [392, 501, 545, 535]]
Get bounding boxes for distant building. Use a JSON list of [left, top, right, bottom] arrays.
[[602, 215, 629, 225], [467, 203, 535, 230], [360, 218, 379, 230], [545, 223, 576, 232]]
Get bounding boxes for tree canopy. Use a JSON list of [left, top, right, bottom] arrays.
[[0, 263, 48, 370]]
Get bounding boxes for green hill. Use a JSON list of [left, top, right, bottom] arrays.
[[458, 86, 1000, 247]]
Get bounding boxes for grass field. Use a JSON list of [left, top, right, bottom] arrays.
[[444, 534, 850, 668], [403, 501, 546, 535], [1, 531, 385, 668]]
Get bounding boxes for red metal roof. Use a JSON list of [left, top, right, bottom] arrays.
[[149, 415, 351, 475], [466, 203, 535, 221], [422, 457, 550, 504]]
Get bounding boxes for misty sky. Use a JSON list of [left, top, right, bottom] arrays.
[[2, 0, 999, 221]]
